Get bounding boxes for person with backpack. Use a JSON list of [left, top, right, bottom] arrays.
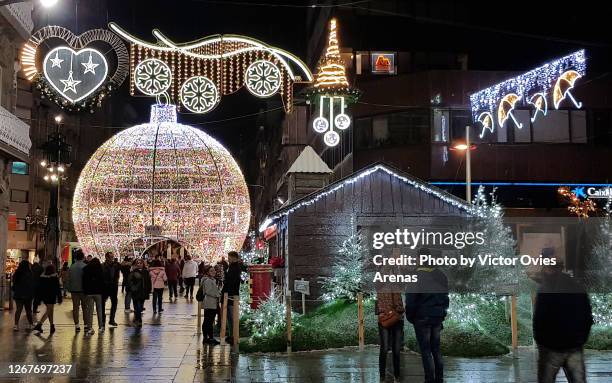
[[376, 291, 404, 382], [120, 256, 132, 312], [33, 264, 62, 334], [66, 249, 87, 332], [149, 260, 167, 314], [102, 252, 121, 327], [128, 258, 151, 327], [12, 260, 34, 331], [182, 255, 198, 299]]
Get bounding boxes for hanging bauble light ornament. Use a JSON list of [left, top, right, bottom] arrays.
[[304, 18, 360, 147], [72, 104, 251, 262]]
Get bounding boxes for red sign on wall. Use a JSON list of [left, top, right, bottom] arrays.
[[8, 212, 17, 231], [371, 52, 396, 74]]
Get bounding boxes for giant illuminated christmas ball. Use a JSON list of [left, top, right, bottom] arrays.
[[72, 104, 251, 262]]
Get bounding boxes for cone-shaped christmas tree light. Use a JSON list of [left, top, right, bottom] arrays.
[[306, 18, 360, 148]]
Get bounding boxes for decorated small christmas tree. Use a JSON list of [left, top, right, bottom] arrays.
[[587, 197, 612, 291], [320, 219, 368, 302]]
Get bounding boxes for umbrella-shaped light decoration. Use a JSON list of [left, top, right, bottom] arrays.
[[477, 112, 494, 138], [553, 70, 583, 109], [528, 92, 548, 123], [497, 93, 523, 129]]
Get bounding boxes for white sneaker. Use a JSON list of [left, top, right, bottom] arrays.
[[124, 309, 131, 313], [85, 328, 95, 336], [13, 325, 19, 331], [99, 327, 105, 334]]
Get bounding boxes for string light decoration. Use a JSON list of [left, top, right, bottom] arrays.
[[72, 104, 251, 262], [19, 25, 128, 112], [558, 186, 596, 218], [470, 50, 586, 137], [108, 22, 312, 114], [259, 164, 479, 233], [304, 18, 360, 147]]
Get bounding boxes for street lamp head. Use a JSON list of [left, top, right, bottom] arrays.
[[54, 115, 63, 124], [43, 175, 50, 181], [453, 143, 469, 151], [40, 0, 59, 8], [35, 206, 41, 215], [57, 165, 65, 173], [40, 160, 47, 167], [50, 174, 58, 182]]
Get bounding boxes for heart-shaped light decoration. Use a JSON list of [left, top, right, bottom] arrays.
[[43, 47, 109, 103]]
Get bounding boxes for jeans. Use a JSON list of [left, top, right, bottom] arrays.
[[85, 294, 104, 329], [184, 277, 195, 297], [537, 346, 586, 383], [152, 288, 163, 312], [226, 303, 234, 336], [133, 299, 144, 323], [103, 285, 118, 324], [70, 292, 85, 325], [378, 321, 404, 378], [203, 308, 217, 339], [168, 281, 178, 298], [414, 319, 444, 383]]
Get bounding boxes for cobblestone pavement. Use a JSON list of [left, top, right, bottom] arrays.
[[1, 292, 611, 382]]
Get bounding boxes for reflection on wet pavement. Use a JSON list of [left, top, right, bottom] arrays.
[[1, 292, 611, 382]]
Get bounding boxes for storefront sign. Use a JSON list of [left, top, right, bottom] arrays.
[[294, 279, 310, 295], [585, 186, 612, 199], [371, 52, 395, 74]]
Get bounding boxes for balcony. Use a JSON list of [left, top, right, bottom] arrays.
[[0, 105, 31, 161], [0, 1, 33, 39]]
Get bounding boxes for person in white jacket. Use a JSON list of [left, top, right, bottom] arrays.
[[181, 255, 198, 299], [200, 265, 221, 345]]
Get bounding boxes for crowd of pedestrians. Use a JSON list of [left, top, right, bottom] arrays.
[[11, 249, 245, 339]]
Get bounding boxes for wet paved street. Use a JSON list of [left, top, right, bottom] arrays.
[[1, 292, 611, 382]]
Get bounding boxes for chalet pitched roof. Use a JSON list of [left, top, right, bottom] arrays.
[[259, 162, 475, 232], [286, 146, 332, 174]]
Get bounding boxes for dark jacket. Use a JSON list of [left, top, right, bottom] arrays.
[[83, 263, 105, 295], [128, 268, 152, 301], [405, 268, 449, 323], [222, 262, 246, 296], [165, 262, 180, 282], [120, 261, 131, 285], [31, 262, 43, 287], [533, 272, 593, 350], [102, 260, 121, 293], [37, 273, 62, 305], [12, 267, 34, 300]]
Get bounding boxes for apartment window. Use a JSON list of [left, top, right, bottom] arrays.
[[432, 109, 450, 143], [11, 161, 29, 175], [533, 110, 570, 143], [593, 110, 612, 145], [10, 189, 28, 203]]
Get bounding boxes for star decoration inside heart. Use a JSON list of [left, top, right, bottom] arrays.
[[82, 53, 99, 75], [50, 51, 63, 68], [60, 71, 81, 94]]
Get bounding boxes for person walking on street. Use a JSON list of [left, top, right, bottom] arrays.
[[128, 258, 151, 327], [532, 256, 593, 383], [405, 253, 449, 383], [149, 260, 167, 314], [200, 265, 221, 345], [83, 257, 105, 336], [102, 252, 121, 327], [60, 262, 69, 297], [165, 258, 180, 300], [12, 260, 34, 331], [376, 292, 404, 382], [66, 250, 87, 332], [33, 265, 62, 334], [178, 255, 185, 294], [221, 251, 246, 341], [182, 255, 198, 299], [120, 257, 132, 312], [31, 259, 43, 314]]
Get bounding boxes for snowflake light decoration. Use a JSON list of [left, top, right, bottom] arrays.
[[134, 58, 172, 96], [245, 60, 281, 98], [180, 76, 220, 114], [72, 104, 251, 262]]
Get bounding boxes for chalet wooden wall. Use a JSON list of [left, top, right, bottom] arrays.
[[284, 168, 469, 304]]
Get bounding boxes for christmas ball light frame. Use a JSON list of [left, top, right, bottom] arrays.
[[72, 104, 251, 262]]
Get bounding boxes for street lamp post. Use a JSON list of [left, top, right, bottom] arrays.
[[452, 125, 475, 204]]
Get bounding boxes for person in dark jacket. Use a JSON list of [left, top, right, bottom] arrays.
[[405, 251, 449, 383], [178, 255, 185, 294], [102, 252, 121, 327], [221, 251, 246, 340], [533, 261, 592, 383], [165, 258, 180, 300], [32, 264, 62, 334], [31, 260, 43, 314], [12, 260, 34, 331], [83, 257, 105, 335], [376, 292, 404, 382], [120, 257, 132, 312], [128, 258, 152, 327]]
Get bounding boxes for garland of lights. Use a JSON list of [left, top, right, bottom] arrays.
[[108, 22, 312, 114], [558, 186, 596, 218], [72, 104, 251, 262], [259, 164, 478, 233], [470, 50, 586, 138], [20, 25, 128, 112], [304, 18, 361, 147]]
